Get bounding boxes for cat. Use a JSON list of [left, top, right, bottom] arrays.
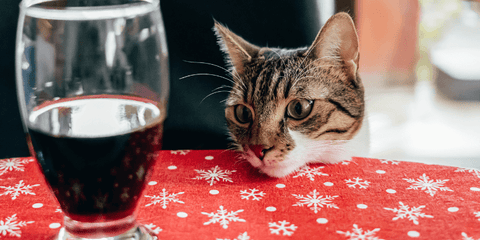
[[213, 12, 370, 178]]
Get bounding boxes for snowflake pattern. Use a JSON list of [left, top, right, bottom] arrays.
[[292, 189, 339, 213], [193, 166, 236, 186], [268, 220, 297, 236], [474, 211, 480, 221], [0, 180, 40, 200], [345, 177, 370, 189], [0, 214, 34, 237], [292, 166, 328, 181], [170, 150, 190, 155], [144, 223, 162, 235], [403, 173, 453, 196], [341, 158, 355, 165], [384, 202, 433, 225], [380, 159, 399, 165], [0, 158, 34, 176], [202, 206, 246, 229], [336, 224, 383, 240], [240, 188, 265, 201], [145, 189, 184, 208], [462, 232, 480, 240], [455, 167, 480, 179], [217, 232, 250, 240]]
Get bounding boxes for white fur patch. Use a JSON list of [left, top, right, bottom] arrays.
[[249, 117, 370, 178]]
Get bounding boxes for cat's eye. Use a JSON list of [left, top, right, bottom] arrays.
[[234, 104, 253, 124], [286, 99, 313, 120]]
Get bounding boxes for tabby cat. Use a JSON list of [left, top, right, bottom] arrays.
[[214, 12, 370, 178]]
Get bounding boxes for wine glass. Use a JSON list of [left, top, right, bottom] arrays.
[[15, 0, 169, 239]]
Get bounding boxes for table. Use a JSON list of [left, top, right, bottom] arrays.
[[1, 150, 480, 239]]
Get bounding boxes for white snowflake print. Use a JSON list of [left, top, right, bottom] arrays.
[[292, 189, 339, 213], [217, 232, 250, 240], [202, 206, 246, 229], [384, 202, 433, 225], [403, 173, 453, 196], [380, 159, 399, 165], [240, 188, 265, 201], [268, 220, 298, 236], [193, 165, 236, 186], [145, 188, 184, 208], [341, 158, 355, 165], [336, 224, 383, 240], [474, 211, 480, 221], [170, 150, 190, 155], [345, 177, 370, 189], [144, 223, 162, 235], [0, 214, 34, 237], [0, 180, 40, 200], [0, 158, 34, 176], [292, 166, 328, 181], [455, 167, 480, 179], [462, 232, 480, 240]]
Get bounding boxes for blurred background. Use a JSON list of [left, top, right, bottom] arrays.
[[1, 0, 479, 169], [360, 0, 480, 169]]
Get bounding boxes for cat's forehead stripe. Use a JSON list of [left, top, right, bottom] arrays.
[[271, 71, 284, 99], [252, 61, 279, 104], [255, 59, 292, 101]]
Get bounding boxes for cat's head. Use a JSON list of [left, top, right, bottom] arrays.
[[214, 13, 367, 178]]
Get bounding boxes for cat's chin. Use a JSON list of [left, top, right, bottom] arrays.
[[258, 161, 307, 178], [239, 149, 297, 178]]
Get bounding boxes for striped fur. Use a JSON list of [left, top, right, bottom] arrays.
[[215, 13, 370, 177]]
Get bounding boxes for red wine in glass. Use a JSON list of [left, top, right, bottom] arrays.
[[28, 96, 164, 236]]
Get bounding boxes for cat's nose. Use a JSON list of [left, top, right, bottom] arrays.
[[248, 145, 273, 161]]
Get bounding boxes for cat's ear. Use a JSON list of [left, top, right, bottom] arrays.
[[213, 21, 261, 75], [306, 12, 360, 81]]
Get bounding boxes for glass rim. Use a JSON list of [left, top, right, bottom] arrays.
[[19, 0, 160, 20]]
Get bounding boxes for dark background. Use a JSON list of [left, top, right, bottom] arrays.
[[0, 0, 354, 159]]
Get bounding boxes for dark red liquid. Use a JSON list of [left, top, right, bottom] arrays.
[[27, 96, 164, 222]]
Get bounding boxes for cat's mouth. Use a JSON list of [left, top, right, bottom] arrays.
[[241, 151, 304, 178], [241, 145, 301, 178], [241, 145, 265, 168]]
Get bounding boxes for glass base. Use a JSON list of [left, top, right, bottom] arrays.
[[54, 225, 157, 240], [52, 215, 157, 240]]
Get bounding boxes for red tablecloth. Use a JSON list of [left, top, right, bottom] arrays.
[[1, 150, 480, 239]]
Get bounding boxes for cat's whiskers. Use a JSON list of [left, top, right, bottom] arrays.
[[219, 85, 245, 99], [234, 158, 249, 166], [182, 60, 247, 92], [180, 73, 236, 86], [179, 70, 247, 103], [212, 84, 233, 92], [230, 69, 247, 92], [223, 143, 251, 166], [220, 146, 236, 155], [233, 151, 251, 166], [183, 60, 230, 72], [201, 89, 242, 104]]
